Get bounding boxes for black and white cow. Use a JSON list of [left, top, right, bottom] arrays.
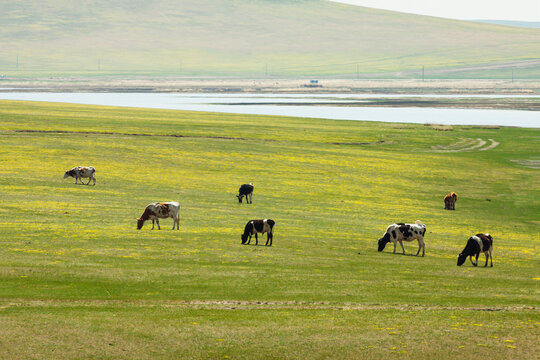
[[457, 233, 493, 267], [241, 219, 275, 246], [63, 166, 96, 185], [377, 220, 426, 257], [237, 183, 254, 203], [137, 202, 180, 230]]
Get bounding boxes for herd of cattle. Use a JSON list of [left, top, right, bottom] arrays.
[[64, 166, 493, 267]]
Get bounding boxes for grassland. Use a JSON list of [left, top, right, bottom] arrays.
[[0, 100, 538, 359], [1, 0, 539, 78]]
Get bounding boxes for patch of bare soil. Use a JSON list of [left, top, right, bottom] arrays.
[[426, 124, 453, 131]]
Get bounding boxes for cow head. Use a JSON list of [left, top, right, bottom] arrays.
[[378, 233, 391, 252], [63, 170, 71, 178], [136, 218, 145, 230], [241, 233, 249, 244], [457, 252, 467, 266], [237, 194, 244, 203]]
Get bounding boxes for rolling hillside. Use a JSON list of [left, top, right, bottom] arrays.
[[1, 0, 539, 77]]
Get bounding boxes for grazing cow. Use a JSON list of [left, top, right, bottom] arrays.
[[137, 202, 180, 230], [457, 233, 493, 267], [237, 183, 254, 203], [444, 192, 458, 210], [241, 219, 275, 246], [377, 220, 426, 257], [63, 166, 96, 185]]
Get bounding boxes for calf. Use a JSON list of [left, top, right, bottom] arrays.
[[377, 220, 426, 257], [237, 183, 254, 203], [444, 192, 458, 210], [64, 166, 96, 185], [137, 202, 180, 230], [457, 233, 493, 267], [241, 219, 275, 246]]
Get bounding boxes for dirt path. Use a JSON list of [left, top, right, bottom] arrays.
[[0, 299, 537, 312], [432, 138, 500, 152], [479, 139, 500, 151]]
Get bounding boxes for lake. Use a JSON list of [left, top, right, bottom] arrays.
[[0, 92, 538, 127]]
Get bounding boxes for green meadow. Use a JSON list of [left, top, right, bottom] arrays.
[[1, 0, 539, 77], [0, 100, 538, 359]]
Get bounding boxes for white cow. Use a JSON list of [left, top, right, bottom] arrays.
[[63, 166, 96, 185]]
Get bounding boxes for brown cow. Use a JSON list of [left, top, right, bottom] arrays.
[[444, 192, 458, 210], [137, 202, 180, 230]]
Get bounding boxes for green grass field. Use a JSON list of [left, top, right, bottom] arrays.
[[1, 0, 539, 78], [0, 100, 538, 359]]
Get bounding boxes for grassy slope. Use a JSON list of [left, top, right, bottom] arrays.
[[0, 100, 538, 358], [0, 0, 539, 77]]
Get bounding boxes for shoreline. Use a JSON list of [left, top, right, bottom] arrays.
[[1, 78, 540, 95]]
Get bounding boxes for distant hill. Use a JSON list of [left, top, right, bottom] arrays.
[[473, 20, 540, 29], [1, 0, 539, 78]]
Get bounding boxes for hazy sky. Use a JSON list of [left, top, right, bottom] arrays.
[[330, 0, 540, 22]]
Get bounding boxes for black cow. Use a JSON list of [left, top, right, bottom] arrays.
[[457, 233, 493, 267], [241, 219, 275, 246], [237, 183, 254, 203]]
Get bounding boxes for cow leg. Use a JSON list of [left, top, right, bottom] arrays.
[[469, 256, 475, 266], [249, 193, 252, 204], [156, 218, 161, 230], [399, 241, 406, 255], [473, 254, 479, 266], [416, 238, 425, 257], [151, 219, 155, 230], [247, 235, 251, 245], [269, 232, 273, 246], [255, 233, 258, 246], [484, 252, 489, 267], [86, 177, 92, 185], [489, 248, 493, 267]]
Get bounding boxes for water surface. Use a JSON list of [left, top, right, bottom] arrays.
[[0, 92, 538, 127]]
